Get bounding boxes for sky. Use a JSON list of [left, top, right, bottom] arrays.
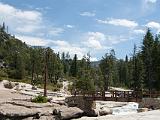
[[0, 0, 160, 61]]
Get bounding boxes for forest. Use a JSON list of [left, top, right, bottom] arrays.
[[0, 23, 160, 92]]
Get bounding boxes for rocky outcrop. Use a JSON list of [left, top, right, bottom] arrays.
[[5, 101, 59, 108], [0, 101, 83, 120], [0, 103, 39, 119], [65, 96, 98, 117], [3, 80, 15, 89], [137, 108, 148, 112], [53, 106, 84, 120], [99, 107, 112, 116], [37, 116, 55, 120], [23, 116, 56, 120], [0, 100, 62, 120], [84, 109, 98, 117], [50, 99, 66, 105]]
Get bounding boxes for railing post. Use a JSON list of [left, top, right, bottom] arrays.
[[115, 91, 117, 102], [102, 91, 105, 101], [127, 91, 129, 102]]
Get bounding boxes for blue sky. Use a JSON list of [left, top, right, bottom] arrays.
[[0, 0, 160, 61]]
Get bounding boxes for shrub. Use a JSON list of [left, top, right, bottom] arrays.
[[31, 95, 48, 103], [0, 69, 8, 77], [52, 86, 60, 92]]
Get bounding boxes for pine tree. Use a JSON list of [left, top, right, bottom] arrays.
[[70, 54, 78, 77], [124, 55, 129, 87], [100, 49, 115, 91], [142, 29, 155, 90], [74, 55, 95, 94], [14, 52, 25, 79], [43, 48, 50, 97], [2, 22, 5, 31], [131, 45, 144, 91], [30, 49, 36, 85], [152, 35, 160, 90]]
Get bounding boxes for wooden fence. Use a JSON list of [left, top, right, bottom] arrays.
[[71, 91, 160, 102]]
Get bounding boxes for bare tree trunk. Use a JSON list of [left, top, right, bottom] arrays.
[[31, 60, 35, 85], [44, 49, 49, 97]]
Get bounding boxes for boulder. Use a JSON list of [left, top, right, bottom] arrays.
[[65, 96, 97, 117], [53, 106, 84, 120], [37, 107, 54, 116], [0, 103, 39, 119], [99, 107, 112, 116], [84, 109, 98, 117], [32, 86, 37, 90], [137, 108, 148, 112], [50, 99, 65, 105], [3, 80, 15, 89]]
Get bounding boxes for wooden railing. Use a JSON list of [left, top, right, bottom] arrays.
[[71, 90, 160, 102]]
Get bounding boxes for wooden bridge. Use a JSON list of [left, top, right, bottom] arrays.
[[72, 91, 160, 102]]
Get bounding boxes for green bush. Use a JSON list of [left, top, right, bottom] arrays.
[[0, 69, 8, 77], [52, 86, 60, 92], [31, 95, 48, 103]]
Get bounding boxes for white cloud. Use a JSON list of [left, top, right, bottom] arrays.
[[88, 32, 106, 41], [146, 21, 160, 29], [85, 39, 103, 49], [48, 28, 64, 36], [83, 32, 106, 50], [0, 2, 64, 36], [0, 3, 41, 21], [66, 25, 74, 28], [15, 36, 87, 60], [16, 25, 43, 33], [133, 29, 145, 34], [51, 40, 87, 59], [90, 57, 98, 62], [106, 35, 129, 44], [15, 35, 90, 60], [0, 2, 101, 60], [83, 32, 130, 50], [52, 40, 70, 47], [16, 33, 128, 60], [97, 18, 138, 28], [0, 2, 42, 33], [145, 21, 160, 33], [16, 35, 50, 46], [80, 12, 95, 17]]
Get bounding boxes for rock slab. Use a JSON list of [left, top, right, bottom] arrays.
[[99, 107, 113, 116], [0, 103, 39, 119], [53, 106, 84, 120]]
